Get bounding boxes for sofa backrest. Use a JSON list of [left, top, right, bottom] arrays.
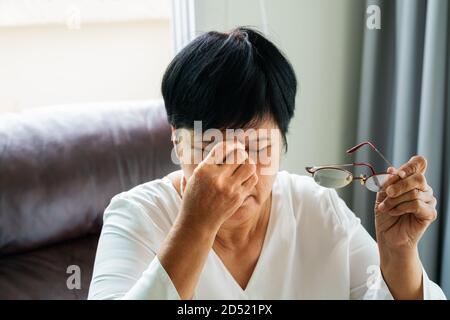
[[0, 100, 177, 256]]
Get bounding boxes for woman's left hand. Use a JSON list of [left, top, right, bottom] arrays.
[[375, 155, 438, 253], [374, 155, 438, 299]]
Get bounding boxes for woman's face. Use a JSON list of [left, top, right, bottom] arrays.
[[172, 118, 282, 224]]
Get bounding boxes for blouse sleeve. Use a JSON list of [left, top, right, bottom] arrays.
[[328, 189, 446, 300], [88, 194, 180, 300]]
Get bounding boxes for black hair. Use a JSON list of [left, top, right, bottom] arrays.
[[161, 27, 297, 146]]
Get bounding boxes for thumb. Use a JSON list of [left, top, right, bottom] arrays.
[[387, 166, 397, 174]]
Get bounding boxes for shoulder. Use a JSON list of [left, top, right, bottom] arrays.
[[275, 171, 361, 234], [103, 173, 181, 235]]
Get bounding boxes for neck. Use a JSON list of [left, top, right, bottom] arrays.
[[215, 195, 271, 251]]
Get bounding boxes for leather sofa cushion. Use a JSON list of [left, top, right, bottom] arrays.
[[0, 235, 99, 299], [0, 101, 177, 256]]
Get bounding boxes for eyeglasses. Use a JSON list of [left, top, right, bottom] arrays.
[[305, 141, 396, 192]]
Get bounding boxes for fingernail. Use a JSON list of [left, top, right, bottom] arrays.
[[398, 170, 406, 178], [378, 203, 386, 211]]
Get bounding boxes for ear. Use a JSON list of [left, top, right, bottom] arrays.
[[171, 126, 183, 160], [170, 126, 179, 147]]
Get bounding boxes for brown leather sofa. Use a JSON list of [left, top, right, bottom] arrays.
[[0, 101, 177, 299]]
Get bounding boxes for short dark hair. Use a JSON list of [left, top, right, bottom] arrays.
[[161, 27, 297, 146]]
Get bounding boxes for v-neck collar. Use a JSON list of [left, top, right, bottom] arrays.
[[163, 173, 280, 298], [209, 191, 276, 296]]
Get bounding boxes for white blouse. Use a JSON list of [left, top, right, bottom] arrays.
[[88, 171, 446, 300]]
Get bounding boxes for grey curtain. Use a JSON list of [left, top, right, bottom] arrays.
[[352, 0, 450, 296]]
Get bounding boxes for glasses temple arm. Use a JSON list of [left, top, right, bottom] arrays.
[[372, 148, 393, 168], [346, 141, 393, 168]]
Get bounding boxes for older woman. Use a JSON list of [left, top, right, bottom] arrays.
[[88, 27, 445, 300]]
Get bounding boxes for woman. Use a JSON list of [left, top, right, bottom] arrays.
[[88, 27, 445, 300]]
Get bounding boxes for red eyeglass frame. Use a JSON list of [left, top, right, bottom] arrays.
[[305, 141, 394, 188]]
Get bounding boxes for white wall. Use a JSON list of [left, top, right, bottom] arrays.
[[0, 0, 365, 203], [194, 0, 364, 203], [0, 19, 172, 112]]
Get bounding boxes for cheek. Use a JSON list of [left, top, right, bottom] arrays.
[[253, 172, 276, 200], [180, 164, 197, 180], [251, 147, 281, 173], [176, 141, 208, 165]]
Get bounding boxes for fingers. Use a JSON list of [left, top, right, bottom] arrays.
[[381, 154, 427, 190], [397, 155, 427, 179], [376, 167, 401, 192], [378, 188, 434, 212], [375, 167, 398, 204], [385, 172, 428, 198], [233, 160, 257, 184], [241, 172, 259, 191], [196, 140, 257, 192], [388, 199, 438, 221], [224, 145, 249, 174], [375, 189, 388, 205], [386, 166, 400, 179], [384, 154, 427, 180], [198, 142, 219, 167], [376, 157, 437, 222], [200, 141, 246, 169]]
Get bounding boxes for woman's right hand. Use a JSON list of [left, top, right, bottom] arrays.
[[179, 141, 259, 232], [158, 141, 259, 299]]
